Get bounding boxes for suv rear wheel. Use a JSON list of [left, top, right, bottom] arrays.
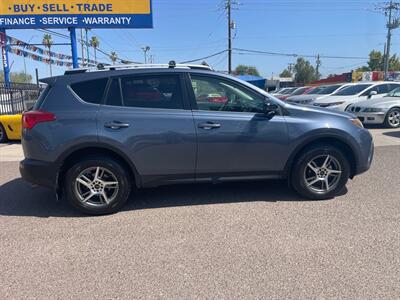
[[65, 155, 131, 215], [291, 144, 350, 200]]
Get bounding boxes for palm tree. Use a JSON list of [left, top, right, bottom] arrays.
[[42, 34, 53, 77], [110, 52, 118, 65], [90, 36, 100, 64]]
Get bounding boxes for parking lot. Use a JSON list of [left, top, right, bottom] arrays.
[[0, 128, 399, 299]]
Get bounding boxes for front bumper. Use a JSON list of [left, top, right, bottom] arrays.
[[19, 159, 58, 188], [354, 129, 374, 175], [353, 112, 386, 124]]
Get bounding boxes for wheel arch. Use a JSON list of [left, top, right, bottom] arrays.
[[285, 135, 358, 181], [56, 143, 141, 193]]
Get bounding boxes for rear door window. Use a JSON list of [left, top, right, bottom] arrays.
[[71, 78, 108, 104], [119, 75, 184, 110]]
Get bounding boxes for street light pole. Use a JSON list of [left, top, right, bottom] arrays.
[[142, 46, 150, 64]]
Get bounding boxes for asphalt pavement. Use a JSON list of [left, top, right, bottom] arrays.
[[0, 129, 399, 299]]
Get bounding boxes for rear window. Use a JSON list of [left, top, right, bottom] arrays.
[[71, 78, 108, 104], [33, 85, 50, 110], [105, 74, 184, 110]]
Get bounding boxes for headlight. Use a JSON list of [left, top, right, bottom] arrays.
[[326, 101, 345, 107], [350, 118, 364, 128], [363, 108, 383, 113]]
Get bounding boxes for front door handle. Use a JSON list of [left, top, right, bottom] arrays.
[[198, 122, 221, 130], [104, 121, 130, 130]]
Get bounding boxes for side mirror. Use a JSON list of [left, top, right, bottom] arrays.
[[368, 90, 378, 98], [263, 102, 279, 118]]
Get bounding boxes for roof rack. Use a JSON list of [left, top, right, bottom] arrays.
[[104, 62, 213, 71], [64, 61, 213, 75]]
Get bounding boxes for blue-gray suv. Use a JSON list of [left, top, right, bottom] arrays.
[[20, 63, 374, 214]]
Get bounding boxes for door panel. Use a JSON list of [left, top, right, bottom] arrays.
[[193, 110, 289, 176], [98, 107, 197, 182], [98, 73, 197, 186]]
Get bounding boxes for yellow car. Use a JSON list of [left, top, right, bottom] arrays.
[[0, 114, 22, 143]]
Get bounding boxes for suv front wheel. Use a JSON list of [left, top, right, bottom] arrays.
[[291, 144, 350, 200], [65, 155, 131, 215]]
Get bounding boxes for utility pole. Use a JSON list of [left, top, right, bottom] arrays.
[[227, 0, 232, 74], [316, 54, 321, 80], [224, 0, 237, 74], [376, 1, 400, 79]]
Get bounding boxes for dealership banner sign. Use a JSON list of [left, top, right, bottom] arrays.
[[0, 0, 153, 29]]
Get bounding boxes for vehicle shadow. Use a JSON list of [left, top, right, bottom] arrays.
[[383, 131, 400, 138], [0, 178, 344, 218]]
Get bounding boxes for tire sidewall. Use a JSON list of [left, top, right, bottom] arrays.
[[65, 157, 131, 215], [385, 108, 400, 128], [292, 145, 350, 200]]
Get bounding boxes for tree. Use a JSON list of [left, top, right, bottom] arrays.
[[90, 36, 100, 64], [234, 65, 260, 76], [293, 57, 316, 85], [356, 50, 400, 72], [42, 34, 53, 77], [110, 52, 118, 65], [0, 71, 32, 83], [279, 69, 292, 78]]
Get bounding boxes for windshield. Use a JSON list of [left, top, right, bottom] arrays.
[[386, 87, 400, 97], [291, 87, 309, 95], [332, 84, 372, 96], [281, 88, 296, 94], [316, 84, 342, 95], [306, 86, 323, 94]]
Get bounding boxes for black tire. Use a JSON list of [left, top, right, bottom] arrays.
[[64, 155, 131, 215], [384, 108, 400, 128], [0, 123, 8, 143], [291, 144, 350, 200]]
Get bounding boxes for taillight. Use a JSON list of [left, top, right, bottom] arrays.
[[22, 111, 56, 129]]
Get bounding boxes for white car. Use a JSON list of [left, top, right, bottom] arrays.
[[313, 82, 400, 111], [286, 83, 353, 105], [347, 87, 400, 128]]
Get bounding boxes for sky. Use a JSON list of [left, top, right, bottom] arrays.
[[2, 0, 397, 80]]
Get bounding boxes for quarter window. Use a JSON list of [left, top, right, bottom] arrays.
[[190, 75, 266, 113], [71, 78, 108, 104]]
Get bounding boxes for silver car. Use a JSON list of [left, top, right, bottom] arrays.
[[347, 87, 400, 128]]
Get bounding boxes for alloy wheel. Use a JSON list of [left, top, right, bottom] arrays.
[[74, 166, 119, 207], [388, 110, 400, 127], [304, 154, 342, 193]]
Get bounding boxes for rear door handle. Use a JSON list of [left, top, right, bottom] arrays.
[[104, 121, 130, 130], [198, 122, 221, 130]]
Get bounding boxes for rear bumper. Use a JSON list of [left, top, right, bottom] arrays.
[[19, 159, 58, 188]]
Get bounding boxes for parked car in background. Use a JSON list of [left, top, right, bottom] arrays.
[[273, 87, 297, 98], [277, 86, 310, 101], [347, 87, 400, 128], [287, 83, 350, 105], [20, 63, 373, 214], [313, 82, 400, 111], [0, 114, 22, 143]]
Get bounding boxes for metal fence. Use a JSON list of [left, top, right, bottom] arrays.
[[0, 82, 45, 115]]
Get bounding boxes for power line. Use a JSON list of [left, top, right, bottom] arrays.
[[233, 48, 369, 60], [180, 50, 228, 64]]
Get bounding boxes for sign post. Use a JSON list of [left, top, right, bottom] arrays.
[[0, 28, 10, 86], [69, 27, 78, 68], [0, 0, 153, 84]]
